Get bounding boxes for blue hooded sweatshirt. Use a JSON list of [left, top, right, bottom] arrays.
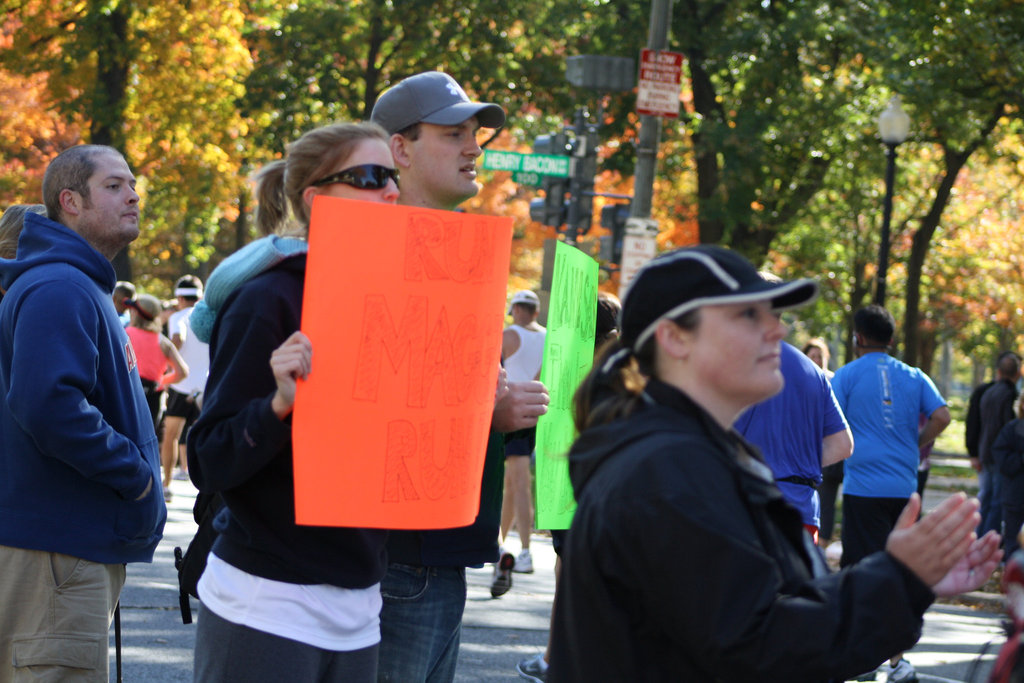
[[0, 212, 165, 564]]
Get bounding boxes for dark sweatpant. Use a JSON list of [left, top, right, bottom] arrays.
[[840, 494, 908, 568], [193, 605, 379, 683]]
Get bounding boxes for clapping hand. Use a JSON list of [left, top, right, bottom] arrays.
[[931, 530, 1002, 597], [886, 493, 1002, 596]]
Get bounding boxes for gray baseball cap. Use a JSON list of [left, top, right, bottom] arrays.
[[370, 71, 506, 135]]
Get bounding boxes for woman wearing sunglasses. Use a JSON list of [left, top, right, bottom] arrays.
[[547, 245, 1001, 682], [188, 121, 399, 682]]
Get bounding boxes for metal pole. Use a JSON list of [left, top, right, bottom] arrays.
[[630, 0, 673, 219], [875, 142, 898, 306]]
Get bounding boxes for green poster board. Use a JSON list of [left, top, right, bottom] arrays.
[[534, 241, 598, 530]]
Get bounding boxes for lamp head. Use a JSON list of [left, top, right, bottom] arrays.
[[878, 95, 911, 145]]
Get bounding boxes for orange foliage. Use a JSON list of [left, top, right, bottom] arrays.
[[0, 67, 81, 203], [924, 148, 1024, 352]]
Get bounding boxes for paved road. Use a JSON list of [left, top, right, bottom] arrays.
[[110, 474, 1006, 682]]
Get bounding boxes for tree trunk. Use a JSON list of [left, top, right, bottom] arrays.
[[88, 2, 131, 151], [902, 153, 962, 367], [235, 187, 250, 252], [362, 1, 389, 117], [916, 327, 937, 376], [902, 104, 1003, 367], [88, 1, 134, 282], [687, 55, 725, 245]]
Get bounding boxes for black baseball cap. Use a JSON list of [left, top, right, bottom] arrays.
[[620, 245, 818, 351]]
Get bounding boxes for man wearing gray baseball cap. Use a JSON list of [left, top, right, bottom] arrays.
[[371, 71, 505, 211], [370, 71, 504, 137], [370, 73, 549, 683]]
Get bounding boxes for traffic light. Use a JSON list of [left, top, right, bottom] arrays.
[[529, 133, 570, 229], [528, 176, 568, 228], [533, 132, 570, 157], [599, 202, 631, 263], [567, 125, 599, 239]]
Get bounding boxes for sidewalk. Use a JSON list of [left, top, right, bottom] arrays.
[[113, 467, 1002, 681], [112, 476, 559, 681], [925, 454, 980, 499]]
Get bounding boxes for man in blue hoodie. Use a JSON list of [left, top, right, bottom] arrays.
[[0, 145, 166, 682]]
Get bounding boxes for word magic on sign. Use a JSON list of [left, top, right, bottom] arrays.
[[293, 197, 513, 529]]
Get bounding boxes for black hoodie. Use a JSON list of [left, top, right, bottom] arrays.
[[188, 255, 387, 588], [548, 379, 933, 683]]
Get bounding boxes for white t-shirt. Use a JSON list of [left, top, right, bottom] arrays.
[[168, 306, 209, 395], [198, 553, 381, 651], [504, 324, 546, 383]]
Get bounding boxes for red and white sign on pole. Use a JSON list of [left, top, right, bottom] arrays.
[[636, 49, 684, 119]]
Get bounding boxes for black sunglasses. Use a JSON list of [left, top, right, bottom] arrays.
[[310, 164, 399, 190]]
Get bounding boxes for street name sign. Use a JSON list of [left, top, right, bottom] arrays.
[[483, 151, 571, 178], [512, 171, 542, 186]]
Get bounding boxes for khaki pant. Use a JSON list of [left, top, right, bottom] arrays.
[[0, 545, 124, 683]]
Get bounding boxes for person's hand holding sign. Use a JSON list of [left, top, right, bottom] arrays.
[[271, 331, 313, 420], [493, 379, 549, 433], [495, 365, 510, 406]]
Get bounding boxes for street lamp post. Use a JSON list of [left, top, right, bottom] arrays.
[[875, 95, 911, 306]]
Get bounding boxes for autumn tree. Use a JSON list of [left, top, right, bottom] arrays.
[[0, 66, 81, 202], [653, 1, 867, 260], [0, 0, 255, 290], [852, 0, 1024, 366], [919, 146, 1024, 374]]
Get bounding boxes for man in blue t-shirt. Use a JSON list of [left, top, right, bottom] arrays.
[[735, 342, 852, 543], [830, 304, 949, 683]]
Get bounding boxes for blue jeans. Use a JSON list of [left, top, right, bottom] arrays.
[[376, 564, 466, 683], [979, 467, 1003, 536]]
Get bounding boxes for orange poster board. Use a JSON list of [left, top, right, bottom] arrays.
[[292, 196, 512, 529]]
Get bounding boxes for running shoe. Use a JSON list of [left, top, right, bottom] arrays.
[[491, 551, 515, 597], [516, 652, 548, 682], [513, 548, 534, 574]]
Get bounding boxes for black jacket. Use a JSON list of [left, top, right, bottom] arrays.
[[548, 379, 933, 683], [993, 418, 1024, 506], [979, 379, 1019, 468], [188, 256, 387, 588], [966, 380, 995, 459]]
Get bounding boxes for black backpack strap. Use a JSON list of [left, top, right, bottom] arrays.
[[174, 491, 225, 624], [173, 546, 193, 624]]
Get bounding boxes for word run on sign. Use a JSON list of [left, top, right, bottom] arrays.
[[482, 150, 571, 178]]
